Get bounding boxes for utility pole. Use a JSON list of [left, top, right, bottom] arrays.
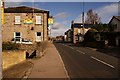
[[82, 0, 85, 35]]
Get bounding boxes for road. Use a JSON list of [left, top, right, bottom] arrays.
[[54, 43, 119, 80]]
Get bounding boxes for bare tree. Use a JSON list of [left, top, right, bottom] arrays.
[[85, 9, 101, 24]]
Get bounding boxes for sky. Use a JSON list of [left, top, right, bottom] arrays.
[[4, 2, 119, 37]]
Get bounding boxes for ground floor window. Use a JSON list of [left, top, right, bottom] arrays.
[[14, 32, 21, 42], [36, 32, 41, 42]]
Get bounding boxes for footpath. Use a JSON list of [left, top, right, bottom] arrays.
[[28, 42, 68, 79], [2, 42, 69, 80]]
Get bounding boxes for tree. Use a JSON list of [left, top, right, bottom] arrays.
[[84, 29, 100, 42], [85, 9, 101, 24]]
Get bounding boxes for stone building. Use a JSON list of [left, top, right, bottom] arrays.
[[71, 21, 91, 44], [109, 16, 120, 46], [64, 29, 72, 42], [2, 6, 49, 44]]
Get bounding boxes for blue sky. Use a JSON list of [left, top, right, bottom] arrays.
[[5, 2, 118, 37]]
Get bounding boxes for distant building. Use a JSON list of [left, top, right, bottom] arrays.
[[71, 21, 91, 44], [109, 16, 120, 32], [109, 16, 120, 46], [2, 6, 49, 44], [64, 29, 72, 42], [55, 36, 64, 42]]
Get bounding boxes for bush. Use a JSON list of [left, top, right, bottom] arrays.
[[84, 29, 100, 42], [2, 42, 20, 50]]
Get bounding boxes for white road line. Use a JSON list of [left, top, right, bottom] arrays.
[[76, 50, 85, 54], [90, 56, 115, 69], [54, 45, 70, 79]]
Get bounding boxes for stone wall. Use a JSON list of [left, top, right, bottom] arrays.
[[2, 12, 48, 43], [2, 50, 26, 70]]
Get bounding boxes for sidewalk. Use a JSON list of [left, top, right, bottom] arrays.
[[27, 42, 68, 78], [2, 42, 69, 79]]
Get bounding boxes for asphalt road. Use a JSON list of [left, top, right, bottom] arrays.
[[54, 43, 119, 80]]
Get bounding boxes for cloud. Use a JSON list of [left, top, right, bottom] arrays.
[[54, 12, 68, 20], [4, 2, 23, 7], [51, 22, 61, 29], [94, 3, 118, 23], [4, 0, 119, 2], [74, 3, 118, 23], [50, 22, 69, 37], [4, 0, 34, 2]]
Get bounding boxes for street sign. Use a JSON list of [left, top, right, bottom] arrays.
[[48, 17, 54, 25]]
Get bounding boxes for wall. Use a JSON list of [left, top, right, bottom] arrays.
[[2, 12, 48, 43], [2, 50, 26, 70], [110, 18, 120, 32]]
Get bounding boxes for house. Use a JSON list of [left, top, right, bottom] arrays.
[[64, 29, 72, 42], [71, 21, 91, 44], [109, 16, 120, 46], [2, 6, 49, 44], [109, 16, 120, 32]]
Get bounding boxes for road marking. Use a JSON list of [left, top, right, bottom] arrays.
[[90, 56, 115, 69], [76, 50, 85, 54]]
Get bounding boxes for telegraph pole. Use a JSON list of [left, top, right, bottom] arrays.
[[82, 0, 85, 35]]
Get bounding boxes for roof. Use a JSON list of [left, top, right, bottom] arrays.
[[71, 23, 93, 28], [4, 6, 49, 13], [109, 16, 120, 24], [114, 16, 120, 21]]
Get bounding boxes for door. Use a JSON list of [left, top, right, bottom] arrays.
[[36, 32, 41, 42]]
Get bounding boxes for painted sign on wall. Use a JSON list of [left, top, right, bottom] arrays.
[[24, 18, 33, 24]]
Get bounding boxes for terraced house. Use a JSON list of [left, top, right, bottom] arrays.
[[2, 6, 49, 44]]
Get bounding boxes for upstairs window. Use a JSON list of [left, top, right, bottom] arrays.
[[36, 16, 42, 24], [15, 16, 21, 24]]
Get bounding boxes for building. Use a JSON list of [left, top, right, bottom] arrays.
[[55, 36, 64, 42], [109, 16, 120, 32], [64, 29, 72, 42], [71, 21, 91, 44], [2, 6, 49, 44], [109, 16, 120, 46]]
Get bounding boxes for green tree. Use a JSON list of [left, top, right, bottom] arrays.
[[84, 29, 100, 42]]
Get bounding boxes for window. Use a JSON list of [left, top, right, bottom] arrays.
[[15, 16, 21, 24], [37, 32, 41, 36], [36, 16, 42, 24], [78, 29, 80, 33], [14, 32, 21, 42], [36, 32, 41, 42]]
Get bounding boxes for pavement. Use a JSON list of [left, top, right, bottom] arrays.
[[28, 42, 68, 79], [2, 42, 68, 79]]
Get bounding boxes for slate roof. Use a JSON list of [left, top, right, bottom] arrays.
[[109, 16, 120, 24], [114, 16, 120, 21], [4, 6, 49, 13], [71, 23, 93, 28]]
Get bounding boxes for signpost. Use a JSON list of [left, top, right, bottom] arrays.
[[48, 16, 54, 41]]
